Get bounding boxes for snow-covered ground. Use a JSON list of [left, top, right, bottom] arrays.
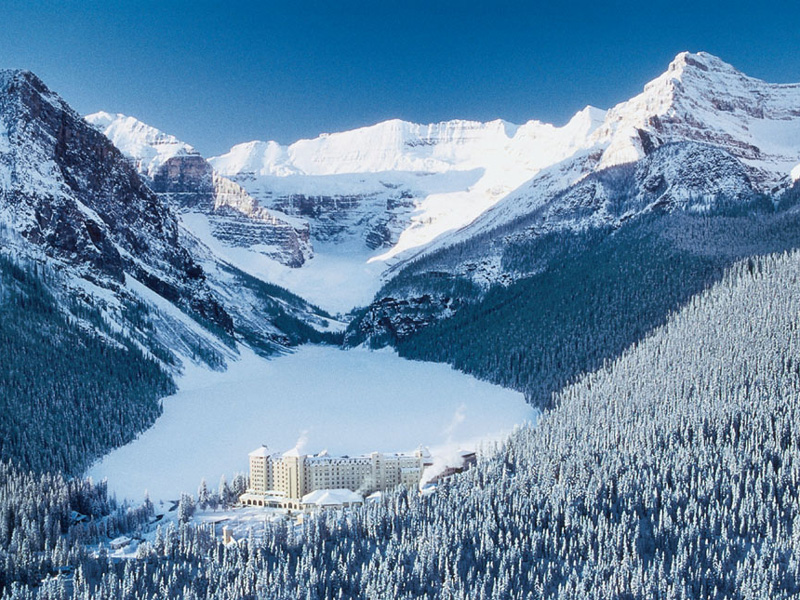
[[88, 345, 534, 503], [238, 244, 386, 315], [184, 209, 387, 314]]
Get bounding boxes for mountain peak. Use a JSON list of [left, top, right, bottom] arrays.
[[667, 51, 739, 77], [86, 111, 199, 177], [84, 110, 120, 130], [568, 105, 607, 129], [0, 68, 73, 119], [643, 51, 748, 103], [593, 50, 800, 178], [0, 68, 43, 86]]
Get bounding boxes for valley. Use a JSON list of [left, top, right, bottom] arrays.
[[2, 42, 800, 599]]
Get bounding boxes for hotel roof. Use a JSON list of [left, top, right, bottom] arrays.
[[249, 446, 271, 458]]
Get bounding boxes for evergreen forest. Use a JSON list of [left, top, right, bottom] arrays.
[[4, 247, 800, 597]]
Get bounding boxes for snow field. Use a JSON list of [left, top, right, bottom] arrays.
[[88, 345, 535, 503]]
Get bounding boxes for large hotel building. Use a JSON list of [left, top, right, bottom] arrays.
[[241, 445, 431, 509]]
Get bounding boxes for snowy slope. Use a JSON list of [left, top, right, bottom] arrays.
[[86, 111, 199, 178], [440, 52, 800, 250], [211, 110, 606, 177]]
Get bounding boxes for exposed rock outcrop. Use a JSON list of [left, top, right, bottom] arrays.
[[85, 112, 311, 268], [0, 70, 232, 331]]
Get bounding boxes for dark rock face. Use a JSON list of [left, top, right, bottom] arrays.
[[207, 175, 311, 267], [512, 142, 757, 236], [346, 294, 460, 345], [151, 155, 217, 211], [0, 70, 233, 332], [272, 193, 361, 222], [265, 190, 416, 248], [207, 207, 310, 267], [146, 154, 312, 267]]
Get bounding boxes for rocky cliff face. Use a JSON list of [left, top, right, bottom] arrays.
[[208, 174, 310, 267], [230, 174, 418, 248], [0, 70, 232, 331], [151, 154, 216, 211], [86, 112, 311, 268], [0, 71, 339, 370]]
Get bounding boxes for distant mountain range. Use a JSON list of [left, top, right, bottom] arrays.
[[77, 52, 800, 313]]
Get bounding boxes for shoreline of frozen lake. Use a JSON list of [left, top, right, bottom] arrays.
[[88, 345, 535, 503]]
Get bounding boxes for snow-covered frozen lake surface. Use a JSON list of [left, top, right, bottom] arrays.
[[88, 345, 534, 503]]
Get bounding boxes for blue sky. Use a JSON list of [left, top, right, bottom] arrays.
[[1, 0, 798, 156]]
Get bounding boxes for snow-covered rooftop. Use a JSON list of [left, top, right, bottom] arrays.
[[249, 446, 270, 458], [301, 488, 364, 507]]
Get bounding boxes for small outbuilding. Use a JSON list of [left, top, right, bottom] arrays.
[[300, 488, 364, 511], [109, 536, 132, 550]]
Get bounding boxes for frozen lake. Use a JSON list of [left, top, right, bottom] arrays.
[[88, 345, 535, 503]]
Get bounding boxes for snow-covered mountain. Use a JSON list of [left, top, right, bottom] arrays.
[[85, 107, 607, 311], [0, 70, 232, 326], [9, 52, 799, 312], [81, 52, 800, 314], [593, 52, 800, 181], [86, 112, 311, 268], [84, 111, 197, 178], [204, 51, 800, 309], [210, 107, 607, 261], [345, 52, 800, 361], [211, 110, 607, 177], [0, 70, 337, 372], [205, 109, 608, 310], [442, 51, 800, 249]]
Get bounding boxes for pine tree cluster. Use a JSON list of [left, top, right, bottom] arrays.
[[361, 195, 800, 409], [0, 253, 174, 475]]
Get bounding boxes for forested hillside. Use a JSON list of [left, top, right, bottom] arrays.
[[0, 461, 155, 596], [5, 247, 800, 598], [351, 180, 800, 409], [0, 252, 175, 475]]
